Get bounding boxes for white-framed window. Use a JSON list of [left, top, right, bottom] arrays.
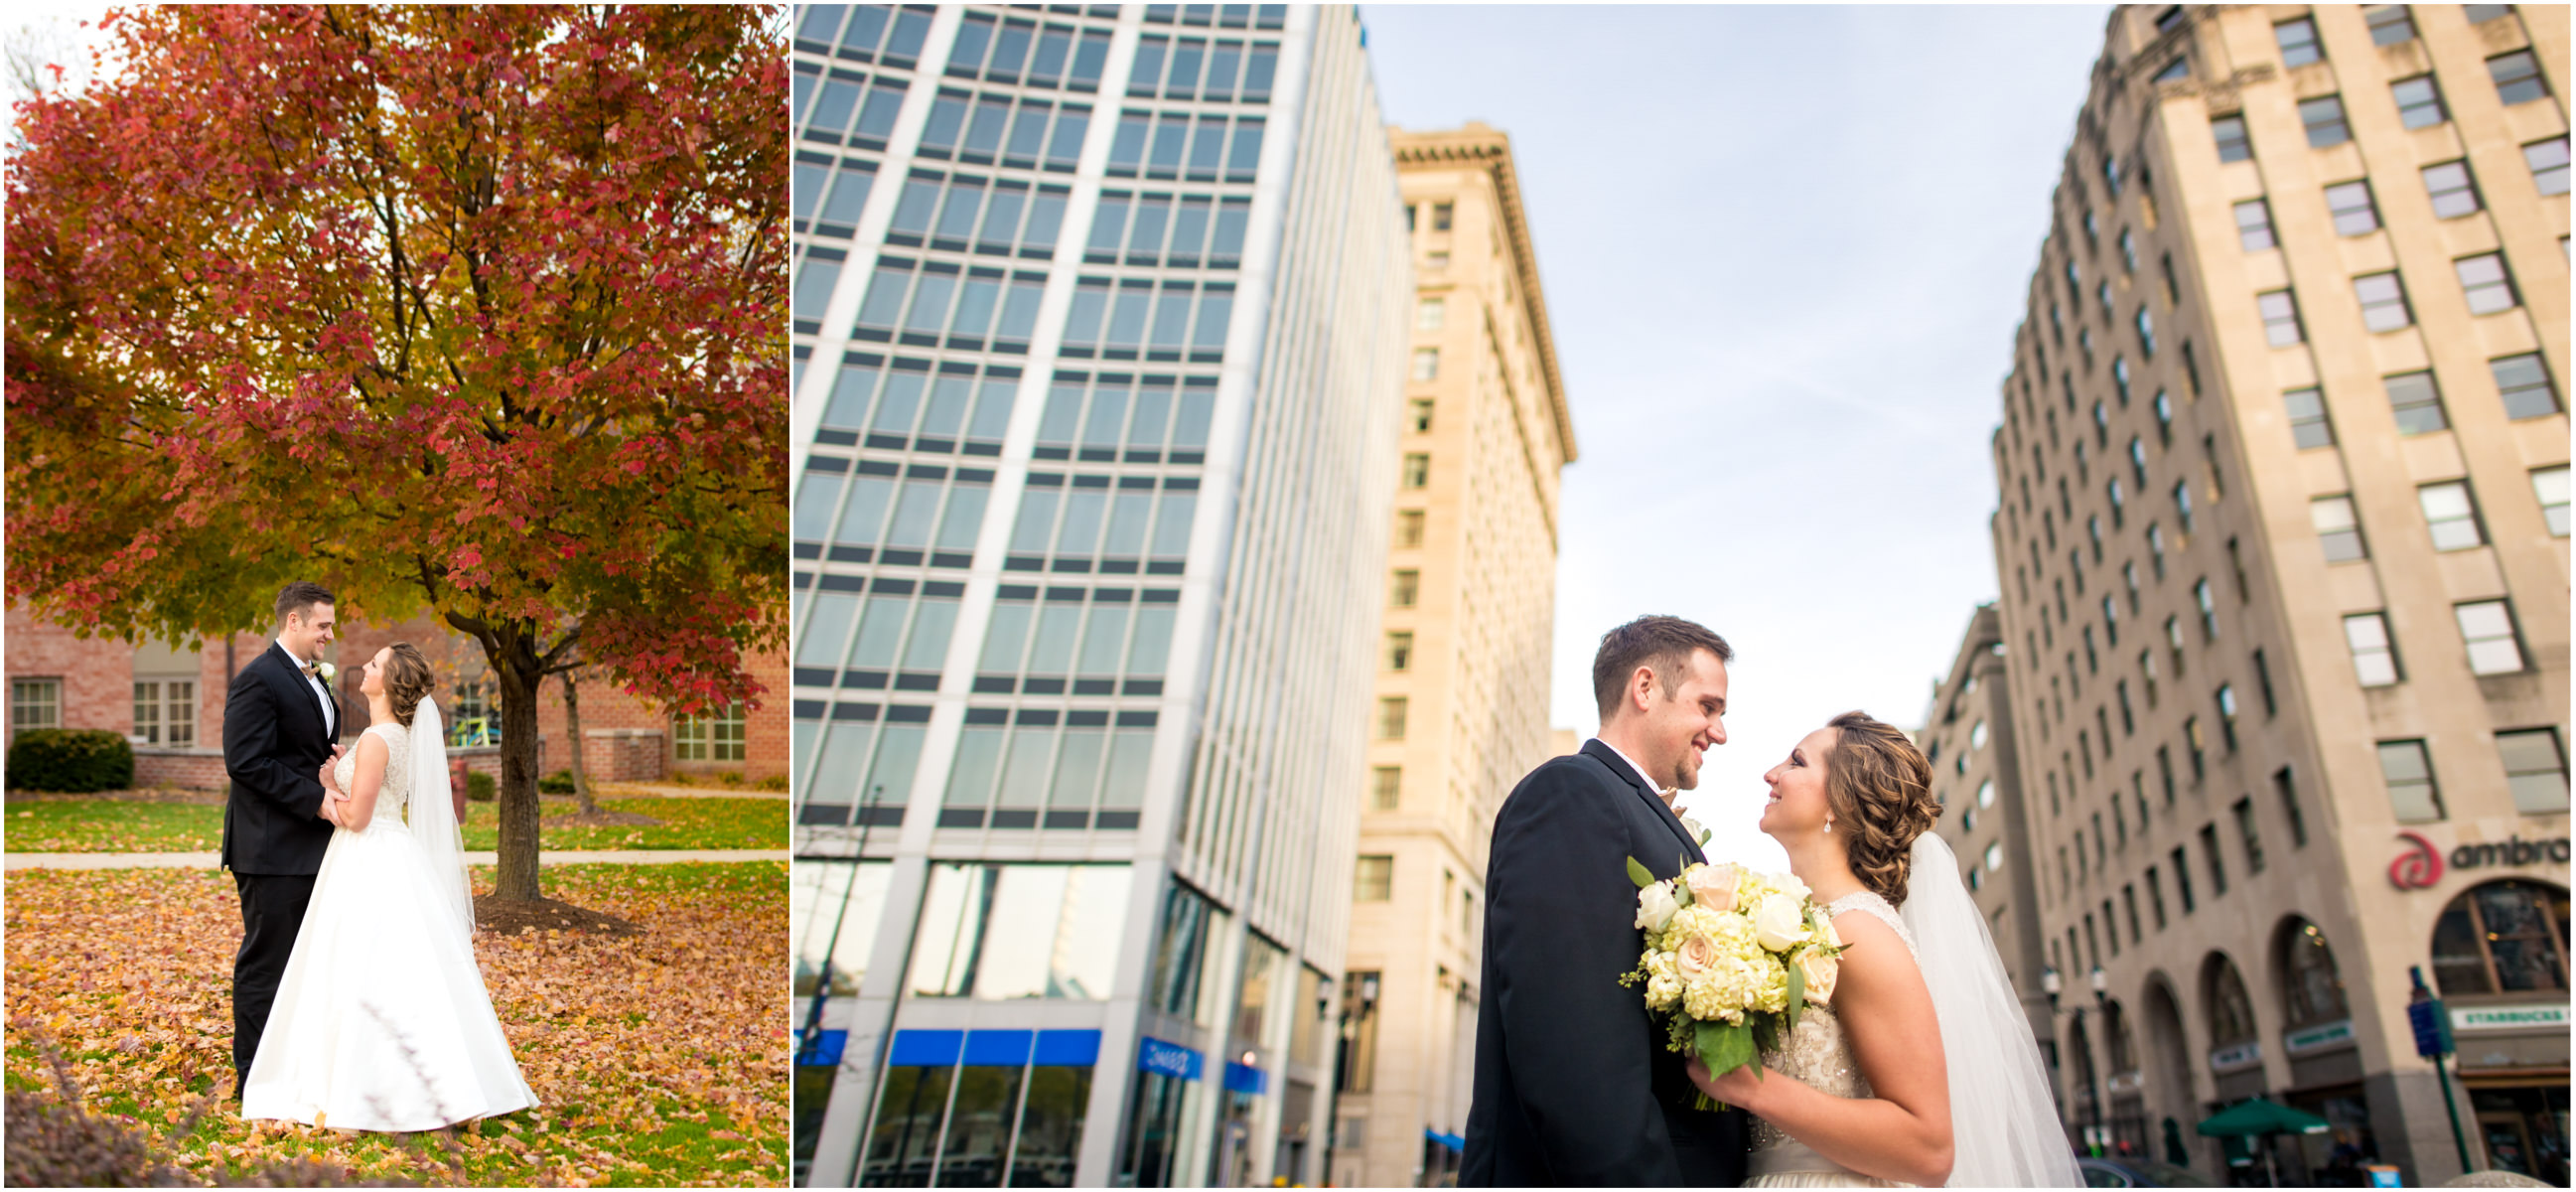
[[11, 678, 62, 741], [1354, 855, 1393, 902], [2417, 482, 2486, 551], [2234, 200, 2276, 251], [2499, 729, 2568, 815], [132, 679, 197, 747], [2532, 466, 2569, 537], [1415, 296, 1445, 331], [674, 701, 747, 762]]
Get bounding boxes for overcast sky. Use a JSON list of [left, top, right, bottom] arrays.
[[1360, 4, 2113, 869]]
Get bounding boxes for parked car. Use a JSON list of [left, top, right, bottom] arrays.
[[2081, 1156, 2216, 1187]]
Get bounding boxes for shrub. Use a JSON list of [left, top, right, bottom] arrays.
[[5, 729, 134, 793], [716, 770, 744, 787], [755, 773, 789, 792], [466, 771, 496, 803], [538, 769, 576, 795], [2, 1087, 192, 1187]]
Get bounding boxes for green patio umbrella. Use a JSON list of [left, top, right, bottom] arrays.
[[2198, 1099, 2332, 1186]]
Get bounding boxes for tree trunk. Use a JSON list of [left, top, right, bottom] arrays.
[[563, 668, 599, 816], [489, 625, 547, 902]]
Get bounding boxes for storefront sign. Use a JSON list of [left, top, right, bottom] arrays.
[[2209, 1041, 2262, 1071], [2390, 831, 2572, 890], [2450, 1003, 2569, 1033], [2283, 1019, 2354, 1055], [1136, 1036, 1203, 1081]]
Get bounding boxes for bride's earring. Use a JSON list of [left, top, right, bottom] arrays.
[[1823, 815, 1834, 834]]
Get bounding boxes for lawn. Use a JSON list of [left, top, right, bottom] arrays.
[[4, 797, 785, 853], [4, 862, 787, 1187]]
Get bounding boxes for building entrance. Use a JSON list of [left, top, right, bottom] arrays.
[[2471, 1085, 2569, 1186]]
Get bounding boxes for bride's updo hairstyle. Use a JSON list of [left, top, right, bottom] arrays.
[[1822, 710, 1941, 906], [384, 643, 437, 728]]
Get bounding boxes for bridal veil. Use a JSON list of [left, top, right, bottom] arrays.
[[408, 698, 476, 947], [1900, 831, 2083, 1187]]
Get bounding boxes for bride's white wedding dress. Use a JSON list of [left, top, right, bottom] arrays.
[[239, 710, 536, 1131], [1748, 890, 1920, 1188], [1746, 835, 2081, 1188]]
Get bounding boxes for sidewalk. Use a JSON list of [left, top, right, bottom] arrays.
[[5, 848, 788, 870]]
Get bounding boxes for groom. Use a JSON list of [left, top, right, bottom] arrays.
[[1463, 615, 1748, 1185], [219, 581, 344, 1097]]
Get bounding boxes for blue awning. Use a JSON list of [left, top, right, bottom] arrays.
[[1136, 1035, 1204, 1081], [1426, 1128, 1465, 1153], [796, 1028, 848, 1068]]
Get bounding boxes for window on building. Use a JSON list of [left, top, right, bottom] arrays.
[[1410, 347, 1438, 381], [2216, 684, 2239, 751], [1375, 697, 1407, 740], [2364, 4, 2417, 43], [2154, 56, 2191, 84], [2280, 387, 2334, 449], [2385, 371, 2447, 434], [2200, 822, 2229, 896], [1384, 631, 1413, 672], [2392, 74, 2447, 128], [2345, 613, 2401, 686], [2171, 844, 2197, 913], [1400, 452, 1429, 489], [1407, 397, 1434, 433], [2195, 578, 2218, 640], [2456, 600, 2525, 674], [2456, 253, 2518, 315], [2418, 481, 2486, 551], [2299, 95, 2351, 147], [2275, 17, 2323, 66], [2185, 717, 2208, 781], [2424, 160, 2483, 218], [2534, 466, 2569, 537], [1394, 509, 1425, 548], [1403, 204, 1416, 232], [2174, 479, 2195, 533], [2232, 797, 2265, 873], [1354, 855, 1393, 901], [2493, 354, 2561, 420], [2500, 729, 2569, 815], [2354, 272, 2412, 332], [1388, 569, 1418, 608], [131, 679, 197, 748], [1370, 766, 1401, 812], [2431, 879, 2568, 997], [2491, 50, 2549, 105], [2232, 199, 2276, 251], [674, 702, 748, 762], [11, 678, 62, 741], [2379, 739, 2444, 821], [2323, 180, 2379, 235], [2311, 495, 2366, 562], [2466, 4, 2515, 22], [2212, 114, 2252, 163], [1424, 250, 1448, 269], [1430, 202, 1453, 231], [2526, 137, 2570, 196], [1415, 296, 1445, 332], [2256, 290, 2303, 346]]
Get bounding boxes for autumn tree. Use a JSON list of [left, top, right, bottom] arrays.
[[5, 5, 788, 906]]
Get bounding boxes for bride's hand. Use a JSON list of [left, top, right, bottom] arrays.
[[1687, 1056, 1772, 1113]]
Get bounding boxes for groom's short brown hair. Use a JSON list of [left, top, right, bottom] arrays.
[[274, 581, 335, 625], [1593, 616, 1733, 719]]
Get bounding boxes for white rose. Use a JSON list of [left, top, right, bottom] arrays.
[[1811, 908, 1843, 951], [1636, 882, 1679, 933], [1752, 894, 1810, 953], [1771, 870, 1811, 906], [316, 662, 337, 684], [1795, 948, 1840, 1007]]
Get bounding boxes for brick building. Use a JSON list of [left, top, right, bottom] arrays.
[[6, 604, 789, 788]]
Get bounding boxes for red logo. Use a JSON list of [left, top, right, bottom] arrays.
[[2390, 831, 2445, 890]]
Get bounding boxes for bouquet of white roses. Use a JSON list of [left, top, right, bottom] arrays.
[[1620, 856, 1844, 1108]]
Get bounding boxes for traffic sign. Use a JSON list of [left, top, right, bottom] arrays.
[[2407, 998, 2453, 1059]]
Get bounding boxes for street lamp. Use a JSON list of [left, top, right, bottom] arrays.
[[2089, 966, 2111, 1157]]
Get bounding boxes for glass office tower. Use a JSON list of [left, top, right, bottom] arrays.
[[787, 5, 1410, 1186]]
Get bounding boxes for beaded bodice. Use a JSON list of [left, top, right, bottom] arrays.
[[332, 722, 412, 833], [1749, 890, 1918, 1153]]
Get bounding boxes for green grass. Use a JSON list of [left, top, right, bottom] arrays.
[[4, 798, 784, 853]]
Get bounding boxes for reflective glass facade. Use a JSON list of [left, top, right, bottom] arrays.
[[789, 5, 1409, 1186]]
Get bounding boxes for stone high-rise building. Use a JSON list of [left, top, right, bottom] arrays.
[[1331, 123, 1574, 1188], [784, 4, 1410, 1186], [1987, 5, 2566, 1184]]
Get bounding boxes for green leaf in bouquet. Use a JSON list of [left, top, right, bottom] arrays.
[[1627, 856, 1655, 889], [1695, 1018, 1758, 1081], [1751, 1014, 1780, 1056], [1784, 957, 1806, 1031]]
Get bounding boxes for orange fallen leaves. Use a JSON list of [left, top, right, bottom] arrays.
[[5, 862, 787, 1186]]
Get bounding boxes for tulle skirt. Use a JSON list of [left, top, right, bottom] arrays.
[[239, 821, 536, 1131], [1749, 1139, 1916, 1188]]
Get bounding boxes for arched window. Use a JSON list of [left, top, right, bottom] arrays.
[[2432, 879, 2571, 995], [2105, 999, 2137, 1072], [2203, 954, 2258, 1046], [2277, 917, 2349, 1029]]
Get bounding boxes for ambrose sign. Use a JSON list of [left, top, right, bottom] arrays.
[[2389, 831, 2571, 889]]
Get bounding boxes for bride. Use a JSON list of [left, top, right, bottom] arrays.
[[239, 643, 537, 1131], [1687, 711, 2079, 1187]]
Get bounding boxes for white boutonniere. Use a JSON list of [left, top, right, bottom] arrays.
[[315, 662, 337, 684], [1680, 815, 1712, 846]]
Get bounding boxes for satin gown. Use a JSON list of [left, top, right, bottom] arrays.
[[239, 721, 536, 1131]]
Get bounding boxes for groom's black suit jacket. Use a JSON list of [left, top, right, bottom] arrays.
[[1462, 739, 1750, 1187], [219, 644, 340, 875]]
